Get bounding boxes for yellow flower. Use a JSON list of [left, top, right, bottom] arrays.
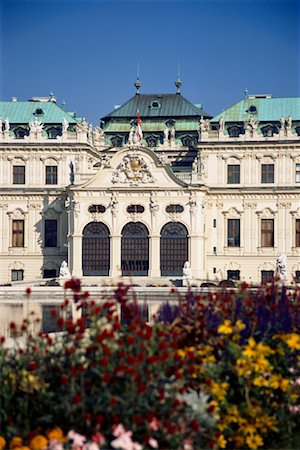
[[246, 434, 263, 449], [211, 382, 229, 402], [176, 349, 186, 358], [218, 320, 233, 334], [236, 320, 246, 331], [29, 435, 48, 450], [46, 427, 65, 443], [0, 437, 6, 450], [253, 375, 269, 388], [10, 438, 23, 449], [217, 434, 227, 448], [285, 333, 300, 350], [242, 423, 257, 435]]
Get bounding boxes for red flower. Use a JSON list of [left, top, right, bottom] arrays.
[[0, 336, 5, 344], [138, 384, 147, 394], [64, 278, 81, 292], [110, 397, 118, 406], [60, 375, 68, 385], [85, 412, 92, 423], [9, 322, 16, 329], [57, 317, 64, 327], [51, 308, 58, 317], [126, 335, 134, 345], [134, 415, 143, 426], [190, 419, 200, 433], [25, 287, 31, 295], [28, 361, 37, 371], [95, 414, 104, 425], [72, 393, 81, 404], [103, 373, 111, 383]]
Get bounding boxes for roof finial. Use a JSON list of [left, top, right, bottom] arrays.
[[134, 76, 142, 95], [244, 88, 249, 98], [62, 100, 66, 110], [175, 62, 182, 94], [50, 90, 54, 98]]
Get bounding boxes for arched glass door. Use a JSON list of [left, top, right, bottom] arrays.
[[82, 222, 110, 276], [160, 222, 188, 276], [121, 222, 149, 276]]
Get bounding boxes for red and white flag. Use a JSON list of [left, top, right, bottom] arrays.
[[137, 110, 143, 141]]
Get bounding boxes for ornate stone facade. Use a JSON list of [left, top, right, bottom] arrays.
[[0, 92, 299, 284]]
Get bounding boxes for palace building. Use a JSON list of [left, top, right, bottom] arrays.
[[0, 82, 299, 285]]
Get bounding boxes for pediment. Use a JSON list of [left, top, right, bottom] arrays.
[[76, 147, 188, 190]]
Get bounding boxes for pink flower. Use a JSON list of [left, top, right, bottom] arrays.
[[148, 418, 160, 431], [183, 438, 194, 450], [148, 438, 158, 449], [67, 431, 86, 450], [111, 424, 143, 450], [83, 443, 100, 450], [48, 440, 64, 450], [92, 433, 105, 446]]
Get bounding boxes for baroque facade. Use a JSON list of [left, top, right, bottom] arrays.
[[0, 86, 299, 285]]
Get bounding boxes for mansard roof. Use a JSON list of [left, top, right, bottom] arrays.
[[0, 99, 81, 124], [103, 93, 211, 119], [212, 96, 300, 123]]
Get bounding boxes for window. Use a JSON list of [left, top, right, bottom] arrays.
[[13, 127, 29, 139], [227, 165, 240, 184], [43, 269, 57, 278], [261, 164, 274, 183], [295, 271, 300, 282], [296, 164, 300, 183], [11, 269, 24, 281], [46, 127, 62, 139], [12, 220, 24, 247], [111, 136, 123, 147], [13, 166, 25, 184], [261, 270, 274, 283], [227, 219, 240, 247], [228, 126, 243, 138], [296, 126, 300, 137], [146, 135, 158, 147], [227, 270, 240, 280], [261, 219, 274, 247], [261, 125, 278, 137], [296, 219, 300, 247], [88, 204, 106, 214], [45, 220, 57, 247], [45, 166, 58, 185], [166, 204, 184, 214], [127, 205, 145, 214]]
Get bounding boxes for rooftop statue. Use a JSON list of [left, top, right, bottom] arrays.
[[192, 157, 198, 174], [5, 117, 10, 131], [199, 116, 210, 132], [219, 116, 225, 132], [286, 116, 292, 130], [62, 118, 69, 132], [163, 127, 169, 142]]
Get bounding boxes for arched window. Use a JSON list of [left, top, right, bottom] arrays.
[[227, 125, 243, 138], [46, 126, 62, 139], [121, 222, 149, 276], [82, 222, 110, 276], [160, 222, 188, 276]]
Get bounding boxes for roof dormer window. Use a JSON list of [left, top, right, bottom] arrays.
[[150, 100, 160, 109], [34, 108, 44, 116], [248, 105, 257, 113]]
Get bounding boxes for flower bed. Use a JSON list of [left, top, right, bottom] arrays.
[[0, 280, 300, 449]]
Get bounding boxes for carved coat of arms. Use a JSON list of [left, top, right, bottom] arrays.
[[112, 153, 155, 186]]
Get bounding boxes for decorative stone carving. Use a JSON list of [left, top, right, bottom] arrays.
[[29, 119, 44, 137], [111, 152, 155, 186], [219, 116, 225, 133], [188, 194, 197, 215], [149, 193, 159, 216], [109, 192, 119, 217], [93, 126, 105, 146], [275, 253, 287, 281]]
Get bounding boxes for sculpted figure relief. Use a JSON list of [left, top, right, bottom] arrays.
[[4, 118, 10, 131], [62, 118, 69, 132], [199, 116, 210, 132], [182, 261, 193, 286], [275, 253, 287, 280]]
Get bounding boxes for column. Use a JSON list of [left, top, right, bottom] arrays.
[[149, 235, 160, 277], [110, 235, 121, 277], [70, 234, 82, 277], [189, 235, 205, 279]]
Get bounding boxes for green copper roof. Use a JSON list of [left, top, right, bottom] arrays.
[[0, 100, 80, 124], [212, 97, 300, 122], [103, 94, 211, 119]]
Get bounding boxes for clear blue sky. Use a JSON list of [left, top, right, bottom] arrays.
[[1, 0, 299, 124]]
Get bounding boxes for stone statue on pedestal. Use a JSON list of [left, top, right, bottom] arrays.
[[182, 261, 193, 286], [59, 260, 71, 279]]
